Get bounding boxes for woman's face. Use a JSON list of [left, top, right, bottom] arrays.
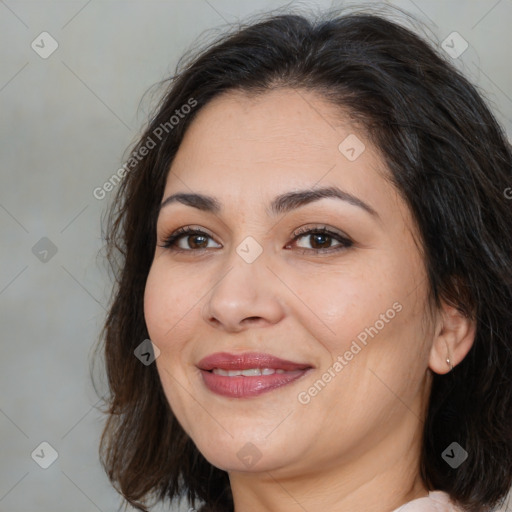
[[144, 88, 435, 477]]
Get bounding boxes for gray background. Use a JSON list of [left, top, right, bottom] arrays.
[[1, 0, 511, 511]]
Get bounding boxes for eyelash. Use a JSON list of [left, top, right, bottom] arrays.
[[158, 225, 353, 255]]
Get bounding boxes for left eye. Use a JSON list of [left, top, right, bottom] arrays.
[[287, 227, 353, 253]]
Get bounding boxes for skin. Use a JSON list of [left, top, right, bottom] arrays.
[[143, 88, 475, 512]]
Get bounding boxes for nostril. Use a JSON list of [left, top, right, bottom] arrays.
[[244, 316, 263, 324]]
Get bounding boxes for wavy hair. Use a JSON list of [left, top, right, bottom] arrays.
[[94, 6, 512, 512]]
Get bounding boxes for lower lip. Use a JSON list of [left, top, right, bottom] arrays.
[[200, 369, 311, 398]]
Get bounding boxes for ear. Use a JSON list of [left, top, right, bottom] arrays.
[[428, 301, 476, 375]]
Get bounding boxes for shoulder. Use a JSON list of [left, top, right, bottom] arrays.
[[393, 491, 466, 512]]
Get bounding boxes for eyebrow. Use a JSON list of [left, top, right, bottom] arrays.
[[159, 186, 379, 219]]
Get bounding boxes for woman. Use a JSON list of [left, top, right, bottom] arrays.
[[96, 6, 512, 512]]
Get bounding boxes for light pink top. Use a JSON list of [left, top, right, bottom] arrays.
[[390, 491, 465, 512]]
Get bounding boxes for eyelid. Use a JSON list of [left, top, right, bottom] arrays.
[[291, 224, 350, 240]]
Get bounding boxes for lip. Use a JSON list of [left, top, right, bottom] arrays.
[[197, 352, 313, 399], [197, 352, 312, 371]]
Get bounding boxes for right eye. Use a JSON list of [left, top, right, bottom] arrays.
[[159, 226, 221, 252]]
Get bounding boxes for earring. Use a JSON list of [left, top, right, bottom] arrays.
[[444, 339, 454, 371]]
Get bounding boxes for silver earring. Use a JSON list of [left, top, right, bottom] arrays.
[[446, 356, 454, 371]]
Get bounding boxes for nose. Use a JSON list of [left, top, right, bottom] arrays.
[[201, 248, 285, 332]]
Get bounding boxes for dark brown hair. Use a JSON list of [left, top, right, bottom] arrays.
[[94, 6, 512, 512]]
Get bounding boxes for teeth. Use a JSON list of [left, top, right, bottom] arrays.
[[212, 368, 282, 376]]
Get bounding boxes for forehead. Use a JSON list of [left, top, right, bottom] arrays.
[[162, 88, 403, 225], [173, 88, 361, 170]]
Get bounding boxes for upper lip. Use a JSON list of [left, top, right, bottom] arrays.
[[197, 352, 313, 371]]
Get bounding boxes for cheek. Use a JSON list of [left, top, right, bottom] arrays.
[[144, 265, 196, 423], [143, 263, 188, 346], [143, 267, 165, 339], [304, 254, 426, 364], [294, 265, 393, 353]]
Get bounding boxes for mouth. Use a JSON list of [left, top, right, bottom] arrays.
[[197, 352, 313, 398]]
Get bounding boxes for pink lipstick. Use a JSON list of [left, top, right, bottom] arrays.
[[197, 352, 313, 398]]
